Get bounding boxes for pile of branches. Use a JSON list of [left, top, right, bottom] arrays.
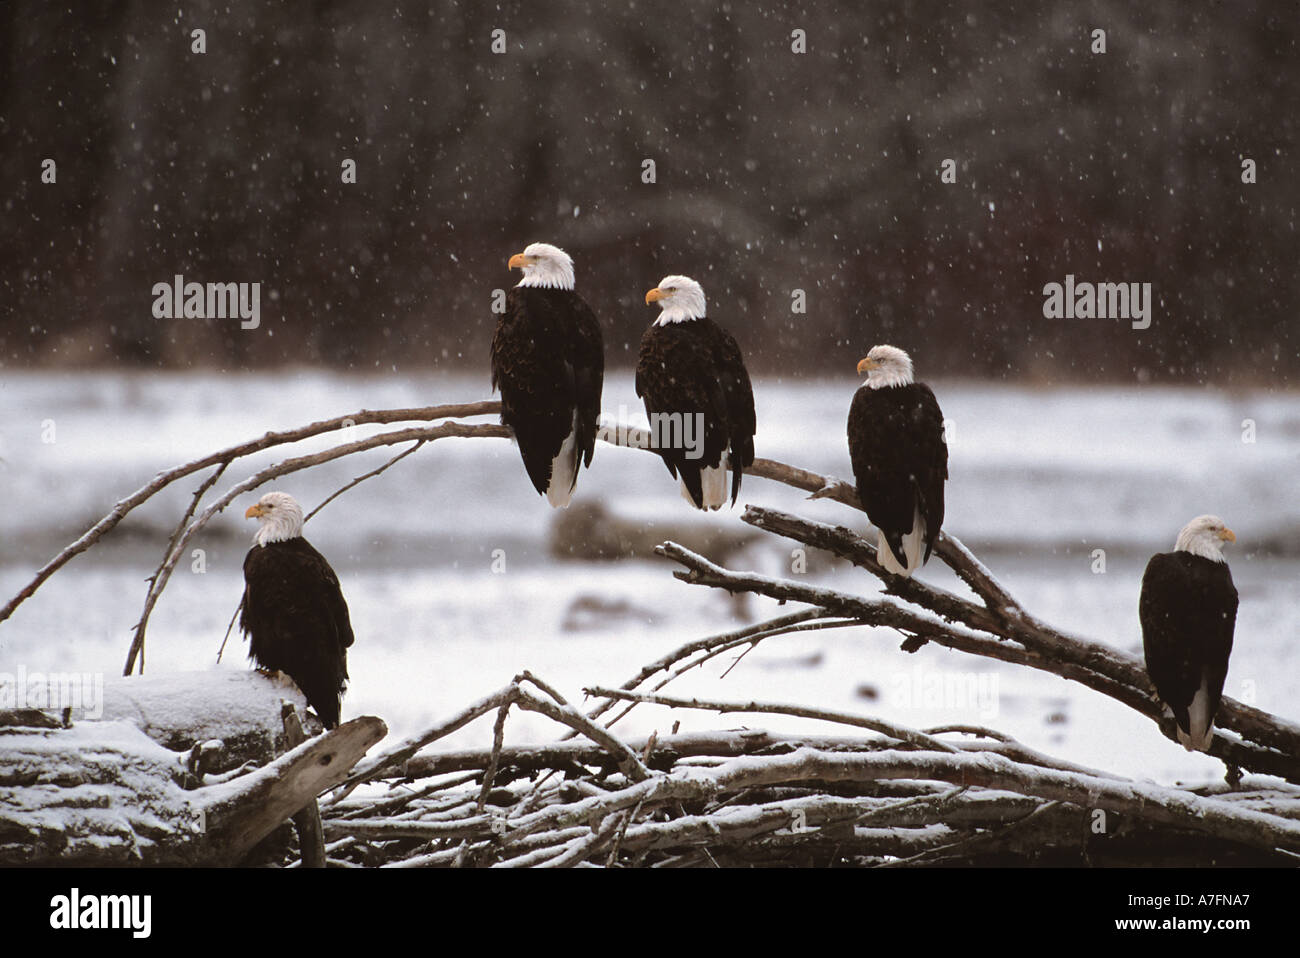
[[5, 398, 1300, 867], [316, 669, 1300, 868]]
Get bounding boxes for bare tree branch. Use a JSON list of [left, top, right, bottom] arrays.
[[122, 419, 510, 674], [655, 537, 1300, 783], [0, 401, 500, 628], [583, 687, 960, 752], [305, 440, 427, 523]]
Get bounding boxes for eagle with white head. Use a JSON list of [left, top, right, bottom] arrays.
[[636, 275, 756, 510], [846, 345, 949, 576], [240, 491, 354, 729], [491, 243, 604, 508], [1140, 514, 1239, 752]]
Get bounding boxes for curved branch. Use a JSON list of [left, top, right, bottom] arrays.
[[656, 537, 1300, 783], [745, 508, 1300, 768], [583, 609, 859, 732], [2, 401, 501, 628], [583, 687, 960, 752], [122, 421, 509, 674]]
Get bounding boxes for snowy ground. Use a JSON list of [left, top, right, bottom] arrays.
[[1, 369, 1297, 786]]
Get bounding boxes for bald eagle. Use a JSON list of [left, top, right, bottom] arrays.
[[491, 242, 604, 508], [241, 492, 354, 729], [636, 275, 756, 510], [847, 345, 948, 576], [1140, 515, 1239, 752]]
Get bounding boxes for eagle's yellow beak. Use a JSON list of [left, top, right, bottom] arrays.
[[645, 288, 664, 305], [508, 253, 528, 270], [245, 504, 264, 519], [1221, 527, 1236, 543], [857, 357, 874, 375]]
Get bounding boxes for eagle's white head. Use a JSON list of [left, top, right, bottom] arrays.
[[245, 491, 305, 546], [1174, 515, 1236, 562], [646, 275, 706, 324], [508, 242, 575, 290], [857, 344, 914, 389]]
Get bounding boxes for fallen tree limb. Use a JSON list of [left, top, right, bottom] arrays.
[[199, 716, 387, 865], [583, 686, 960, 752], [652, 537, 1300, 783], [740, 506, 1300, 765], [390, 728, 1118, 783], [0, 712, 386, 865]]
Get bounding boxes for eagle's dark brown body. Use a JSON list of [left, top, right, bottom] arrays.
[[1140, 550, 1238, 749], [635, 316, 756, 509], [847, 382, 948, 569], [241, 536, 354, 729], [491, 286, 604, 502]]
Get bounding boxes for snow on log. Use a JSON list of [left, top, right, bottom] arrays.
[[1, 719, 204, 864], [63, 670, 317, 772], [0, 671, 385, 865]]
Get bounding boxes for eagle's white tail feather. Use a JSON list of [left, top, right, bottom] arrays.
[[876, 505, 927, 577], [1182, 675, 1214, 752], [680, 448, 730, 511], [546, 416, 580, 509], [701, 448, 729, 510]]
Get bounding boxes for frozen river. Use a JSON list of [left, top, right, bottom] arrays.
[[1, 369, 1297, 784]]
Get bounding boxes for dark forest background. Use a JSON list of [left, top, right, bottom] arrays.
[[0, 1, 1295, 382]]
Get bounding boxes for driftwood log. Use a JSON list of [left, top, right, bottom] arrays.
[[0, 673, 385, 865]]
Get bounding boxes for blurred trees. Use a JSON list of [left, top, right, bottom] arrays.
[[0, 0, 1294, 383]]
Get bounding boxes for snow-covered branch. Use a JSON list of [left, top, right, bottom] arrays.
[[312, 680, 1300, 868], [0, 401, 500, 630]]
